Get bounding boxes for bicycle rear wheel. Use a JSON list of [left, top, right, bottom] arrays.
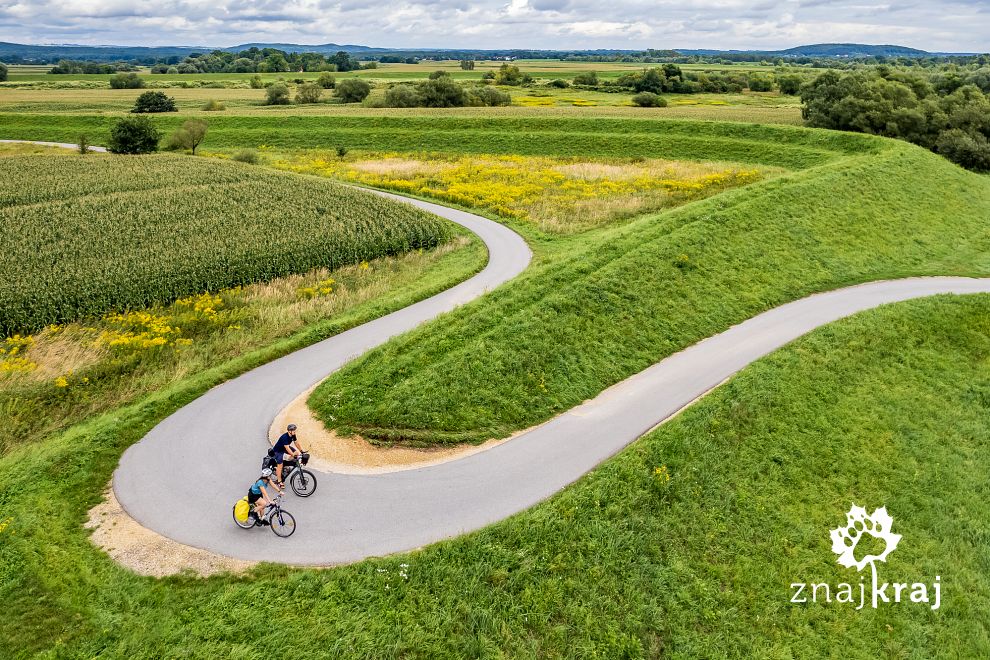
[[290, 469, 318, 497], [270, 509, 296, 538], [232, 504, 254, 529]]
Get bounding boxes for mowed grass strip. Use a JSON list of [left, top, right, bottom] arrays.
[[310, 143, 990, 445], [0, 113, 880, 169], [0, 153, 454, 334], [1, 296, 987, 657]]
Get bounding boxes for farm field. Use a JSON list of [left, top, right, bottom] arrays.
[[2, 40, 990, 659], [0, 143, 485, 455], [0, 151, 454, 334]]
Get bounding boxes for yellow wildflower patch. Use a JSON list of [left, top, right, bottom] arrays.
[[273, 151, 767, 233]]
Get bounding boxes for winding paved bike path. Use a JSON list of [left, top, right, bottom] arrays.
[[9, 139, 988, 565]]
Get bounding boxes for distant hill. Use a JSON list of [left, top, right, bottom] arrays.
[[228, 43, 389, 54], [675, 43, 953, 58], [0, 40, 977, 65]]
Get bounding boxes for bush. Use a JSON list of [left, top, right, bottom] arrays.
[[232, 149, 260, 165], [417, 77, 466, 107], [336, 146, 348, 158], [429, 70, 450, 80], [936, 128, 990, 172], [573, 71, 598, 86], [466, 86, 511, 107], [631, 92, 667, 107], [166, 119, 208, 154], [777, 74, 803, 95], [166, 66, 179, 75], [77, 135, 90, 154], [384, 84, 422, 108], [0, 63, 7, 82], [335, 78, 372, 103], [748, 74, 775, 92], [250, 75, 264, 89], [317, 71, 336, 89], [202, 99, 225, 111], [131, 91, 177, 113], [295, 82, 323, 104], [265, 82, 291, 105], [107, 115, 160, 154], [109, 72, 145, 89], [549, 78, 570, 89]]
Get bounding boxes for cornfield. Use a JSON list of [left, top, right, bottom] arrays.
[[0, 153, 453, 334]]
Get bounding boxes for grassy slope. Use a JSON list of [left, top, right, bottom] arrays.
[[310, 142, 990, 444], [2, 295, 987, 657], [0, 113, 875, 168]]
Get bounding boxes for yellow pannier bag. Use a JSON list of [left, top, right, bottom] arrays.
[[234, 497, 251, 523]]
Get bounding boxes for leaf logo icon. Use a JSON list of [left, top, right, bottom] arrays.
[[830, 504, 901, 571]]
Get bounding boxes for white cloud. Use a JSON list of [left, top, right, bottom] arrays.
[[0, 0, 986, 51]]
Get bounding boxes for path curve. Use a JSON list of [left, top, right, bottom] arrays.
[[8, 140, 988, 564], [117, 272, 990, 564]]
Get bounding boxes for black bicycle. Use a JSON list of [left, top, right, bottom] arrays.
[[265, 450, 318, 497], [233, 493, 296, 538]]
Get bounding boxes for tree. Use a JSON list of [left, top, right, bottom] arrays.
[[295, 82, 323, 104], [109, 72, 145, 89], [634, 68, 666, 93], [428, 70, 450, 80], [107, 115, 160, 154], [385, 84, 422, 107], [936, 128, 990, 172], [332, 51, 360, 72], [631, 91, 667, 107], [131, 91, 177, 113], [265, 82, 291, 105], [166, 119, 208, 154], [249, 74, 264, 89], [334, 78, 372, 103], [494, 63, 531, 86], [317, 71, 336, 89], [0, 63, 8, 82], [460, 60, 475, 70]]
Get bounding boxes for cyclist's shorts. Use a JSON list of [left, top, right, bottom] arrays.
[[247, 490, 263, 504]]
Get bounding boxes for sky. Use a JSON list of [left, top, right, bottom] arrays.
[[0, 0, 987, 52]]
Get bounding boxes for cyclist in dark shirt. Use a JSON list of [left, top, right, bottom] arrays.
[[272, 423, 305, 485]]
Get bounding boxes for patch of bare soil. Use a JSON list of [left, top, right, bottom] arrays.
[[85, 484, 255, 577]]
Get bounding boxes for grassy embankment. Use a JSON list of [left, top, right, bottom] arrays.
[[2, 293, 987, 657], [309, 139, 990, 445], [0, 114, 862, 167], [0, 117, 987, 655]]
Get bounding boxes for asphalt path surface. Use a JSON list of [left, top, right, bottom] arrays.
[[8, 139, 988, 565]]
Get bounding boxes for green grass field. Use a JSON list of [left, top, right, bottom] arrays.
[[308, 137, 990, 445], [2, 293, 986, 657], [2, 65, 988, 656]]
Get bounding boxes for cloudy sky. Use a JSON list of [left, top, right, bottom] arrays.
[[0, 0, 987, 52]]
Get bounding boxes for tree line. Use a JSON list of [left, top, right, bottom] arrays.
[[801, 66, 990, 171]]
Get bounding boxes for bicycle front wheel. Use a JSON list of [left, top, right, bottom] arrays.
[[270, 509, 296, 538], [290, 469, 318, 497]]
